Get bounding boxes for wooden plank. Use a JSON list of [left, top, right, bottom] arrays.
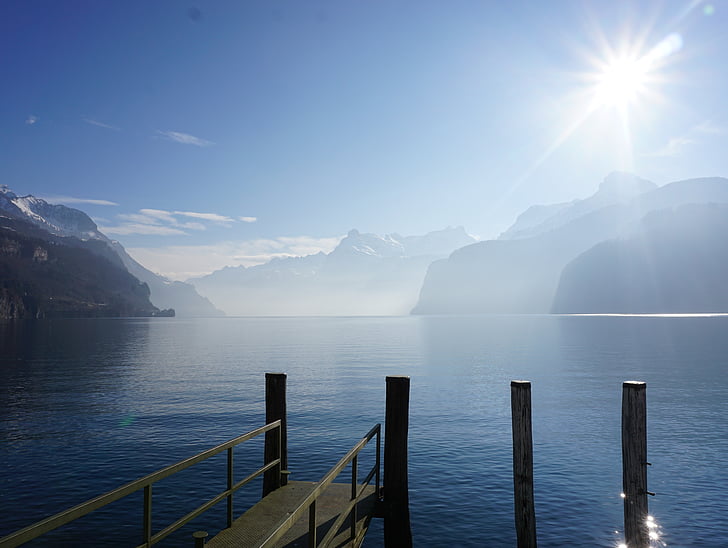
[[207, 481, 377, 548]]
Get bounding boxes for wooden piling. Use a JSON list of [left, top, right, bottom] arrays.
[[511, 380, 537, 548], [383, 375, 413, 547], [622, 381, 649, 548], [263, 372, 288, 497], [192, 530, 208, 547]]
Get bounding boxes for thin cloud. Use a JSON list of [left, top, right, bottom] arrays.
[[157, 130, 214, 147], [103, 207, 245, 236], [644, 119, 725, 158], [138, 208, 178, 224], [239, 216, 258, 223], [645, 136, 694, 158], [174, 211, 235, 224], [126, 236, 343, 280], [25, 115, 38, 125], [38, 195, 119, 206], [693, 120, 726, 135], [83, 118, 121, 131], [98, 223, 188, 236]]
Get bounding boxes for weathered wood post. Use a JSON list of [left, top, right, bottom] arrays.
[[383, 375, 413, 547], [192, 530, 208, 547], [622, 381, 649, 548], [263, 372, 288, 497], [511, 380, 537, 548]]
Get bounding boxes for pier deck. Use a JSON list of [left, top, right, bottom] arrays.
[[206, 481, 378, 548]]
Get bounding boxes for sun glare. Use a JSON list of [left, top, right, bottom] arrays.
[[587, 32, 682, 111], [595, 57, 649, 107]]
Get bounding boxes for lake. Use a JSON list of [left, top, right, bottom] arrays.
[[1, 315, 727, 547]]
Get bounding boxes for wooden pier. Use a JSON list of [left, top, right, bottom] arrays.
[[0, 374, 410, 548], [205, 482, 377, 548], [0, 375, 653, 548]]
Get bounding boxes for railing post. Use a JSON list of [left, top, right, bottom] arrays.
[[142, 484, 152, 547], [227, 447, 234, 527], [511, 380, 537, 548], [308, 500, 317, 548], [383, 375, 412, 547], [622, 381, 649, 548], [263, 372, 288, 497], [375, 427, 381, 498], [351, 455, 358, 539]]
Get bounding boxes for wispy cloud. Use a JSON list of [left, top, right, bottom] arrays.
[[126, 236, 342, 280], [138, 209, 177, 224], [645, 136, 695, 158], [174, 211, 235, 224], [100, 207, 253, 237], [157, 130, 214, 147], [83, 118, 121, 131], [39, 195, 119, 206], [99, 223, 188, 236], [239, 216, 258, 223], [692, 120, 726, 135], [25, 115, 38, 125], [645, 119, 726, 157]]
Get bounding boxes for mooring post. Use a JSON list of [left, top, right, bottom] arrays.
[[192, 531, 208, 547], [383, 375, 413, 547], [511, 380, 537, 548], [622, 381, 649, 548], [263, 372, 288, 497]]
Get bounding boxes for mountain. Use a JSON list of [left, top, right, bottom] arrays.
[[109, 242, 223, 317], [190, 226, 476, 316], [552, 203, 728, 313], [0, 186, 222, 317], [499, 171, 657, 240], [413, 174, 728, 315], [0, 208, 159, 319]]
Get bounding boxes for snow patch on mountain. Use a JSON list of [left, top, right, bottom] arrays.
[[1, 185, 222, 316], [190, 226, 477, 316]]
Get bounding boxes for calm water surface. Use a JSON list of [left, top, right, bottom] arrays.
[[1, 315, 727, 546]]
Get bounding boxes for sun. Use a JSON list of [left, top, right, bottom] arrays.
[[594, 57, 649, 108]]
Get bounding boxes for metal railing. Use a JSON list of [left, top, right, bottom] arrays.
[[258, 423, 381, 548], [0, 420, 282, 548]]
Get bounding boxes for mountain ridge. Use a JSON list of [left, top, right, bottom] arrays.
[[190, 226, 477, 316], [0, 212, 160, 318], [0, 186, 222, 317], [413, 174, 728, 315]]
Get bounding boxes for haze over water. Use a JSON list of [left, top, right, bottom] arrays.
[[2, 315, 726, 546]]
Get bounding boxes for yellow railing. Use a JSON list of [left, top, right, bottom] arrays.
[[258, 423, 381, 548], [0, 420, 282, 548]]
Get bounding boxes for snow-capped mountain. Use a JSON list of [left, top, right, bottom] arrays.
[[1, 186, 222, 317], [3, 189, 104, 241], [1, 188, 160, 318], [190, 226, 477, 316]]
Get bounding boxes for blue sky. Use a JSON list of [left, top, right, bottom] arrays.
[[3, 0, 728, 279]]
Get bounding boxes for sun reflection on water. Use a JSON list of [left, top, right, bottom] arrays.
[[615, 510, 667, 547], [646, 514, 667, 546]]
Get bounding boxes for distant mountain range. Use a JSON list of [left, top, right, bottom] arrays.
[[413, 173, 728, 314], [190, 227, 477, 315], [6, 171, 727, 319], [1, 186, 221, 319]]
